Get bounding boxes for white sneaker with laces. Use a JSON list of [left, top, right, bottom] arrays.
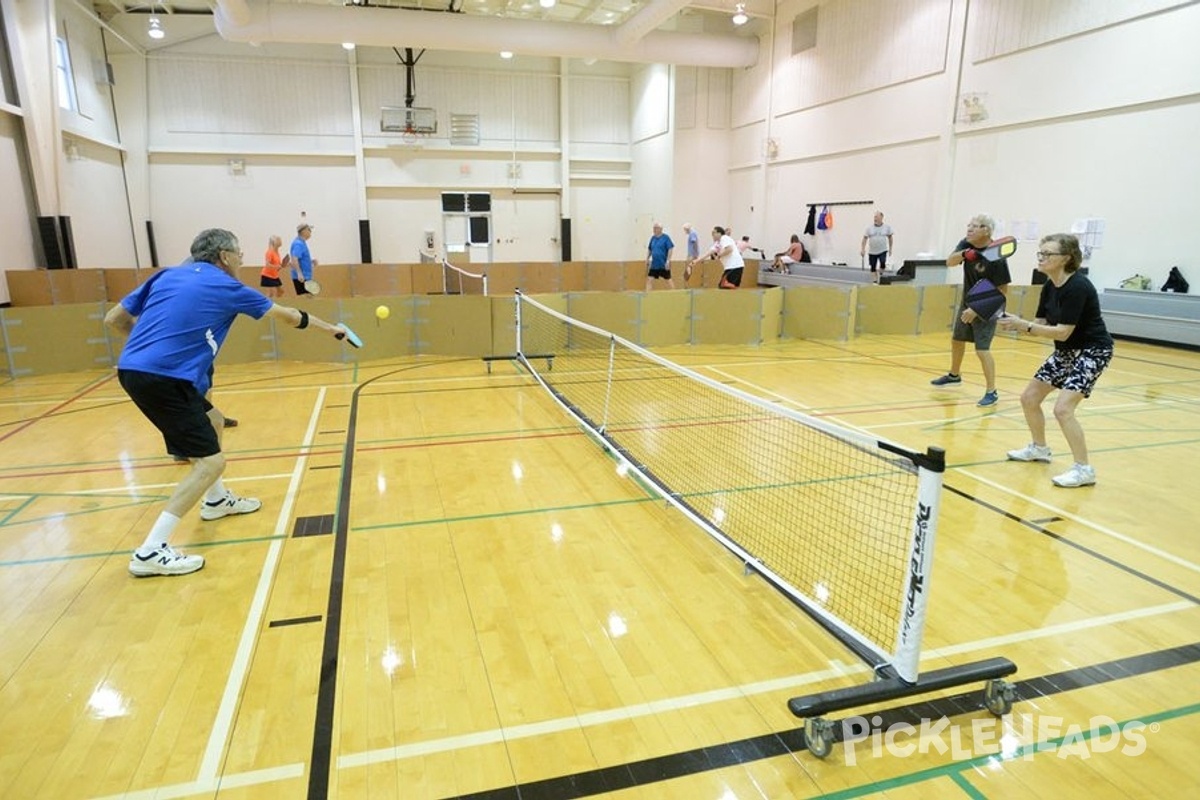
[[200, 492, 262, 521], [1007, 443, 1052, 463], [129, 544, 204, 577], [1052, 463, 1096, 488]]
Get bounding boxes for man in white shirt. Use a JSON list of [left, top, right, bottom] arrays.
[[690, 226, 745, 289], [861, 211, 895, 273]]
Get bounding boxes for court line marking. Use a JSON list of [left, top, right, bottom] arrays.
[[336, 599, 1192, 770], [197, 388, 327, 782], [957, 467, 1200, 576], [86, 604, 1195, 798]]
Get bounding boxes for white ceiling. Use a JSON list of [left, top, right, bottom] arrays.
[[88, 0, 768, 65]]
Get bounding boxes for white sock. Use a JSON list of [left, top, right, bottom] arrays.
[[204, 479, 228, 504], [139, 512, 180, 553]]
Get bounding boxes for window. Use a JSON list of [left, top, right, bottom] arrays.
[[54, 36, 78, 112]]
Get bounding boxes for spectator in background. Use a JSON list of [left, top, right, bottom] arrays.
[[773, 234, 807, 271], [683, 223, 700, 263], [861, 211, 895, 273], [644, 222, 676, 291], [260, 235, 288, 298], [290, 222, 317, 296]]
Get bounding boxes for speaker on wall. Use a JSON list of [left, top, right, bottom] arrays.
[[359, 219, 373, 263], [37, 216, 66, 269], [560, 218, 572, 262], [58, 216, 77, 269], [146, 220, 160, 268]]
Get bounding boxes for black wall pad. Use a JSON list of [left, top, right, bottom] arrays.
[[359, 219, 372, 263], [37, 216, 66, 269]]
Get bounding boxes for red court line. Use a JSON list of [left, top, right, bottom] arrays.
[[0, 373, 118, 445]]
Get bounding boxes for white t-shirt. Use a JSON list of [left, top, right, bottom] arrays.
[[864, 224, 894, 255], [715, 235, 744, 271]]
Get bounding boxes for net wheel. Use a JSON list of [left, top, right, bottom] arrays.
[[805, 717, 834, 759], [983, 678, 1014, 717]]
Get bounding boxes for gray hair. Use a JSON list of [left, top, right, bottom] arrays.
[[190, 228, 239, 265], [970, 214, 995, 232]]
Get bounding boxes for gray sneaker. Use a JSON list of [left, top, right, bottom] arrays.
[[1007, 443, 1052, 463], [930, 373, 962, 386]]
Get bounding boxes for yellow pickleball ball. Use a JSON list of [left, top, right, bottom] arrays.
[[375, 305, 390, 320]]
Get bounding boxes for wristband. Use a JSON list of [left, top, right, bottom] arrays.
[[1027, 322, 1033, 334], [296, 310, 310, 329]]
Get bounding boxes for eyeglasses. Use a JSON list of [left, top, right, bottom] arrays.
[[1035, 251, 1062, 260]]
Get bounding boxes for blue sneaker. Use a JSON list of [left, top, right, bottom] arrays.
[[977, 390, 999, 407]]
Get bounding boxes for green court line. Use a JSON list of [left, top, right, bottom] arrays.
[[810, 701, 1200, 800], [351, 495, 655, 532], [0, 531, 286, 568], [0, 497, 172, 530], [949, 771, 989, 800], [0, 496, 35, 526]]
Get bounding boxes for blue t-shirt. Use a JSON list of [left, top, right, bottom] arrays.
[[686, 229, 700, 260], [118, 262, 273, 394], [290, 237, 313, 280], [647, 234, 675, 269]]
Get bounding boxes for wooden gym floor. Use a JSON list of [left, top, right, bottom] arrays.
[[1, 330, 1198, 799]]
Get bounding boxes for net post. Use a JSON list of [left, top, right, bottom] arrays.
[[482, 273, 489, 297], [893, 445, 944, 684], [514, 290, 523, 356], [442, 259, 449, 296]]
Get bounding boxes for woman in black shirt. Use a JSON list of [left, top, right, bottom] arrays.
[[999, 233, 1114, 488]]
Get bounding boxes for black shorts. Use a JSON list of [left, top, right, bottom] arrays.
[[118, 370, 220, 459], [293, 278, 310, 295], [261, 276, 283, 287], [868, 252, 888, 271], [721, 268, 744, 288], [648, 267, 672, 279]]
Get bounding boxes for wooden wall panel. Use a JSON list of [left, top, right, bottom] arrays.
[[567, 292, 641, 342], [585, 261, 624, 292], [103, 268, 141, 302], [692, 289, 766, 345], [782, 286, 854, 341], [1, 304, 113, 376], [639, 290, 692, 346], [917, 284, 960, 334], [5, 271, 53, 307], [417, 295, 493, 357], [857, 284, 921, 335]]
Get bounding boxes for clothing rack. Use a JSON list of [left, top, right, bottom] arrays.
[[806, 200, 874, 207]]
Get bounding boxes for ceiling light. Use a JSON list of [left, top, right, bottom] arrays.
[[539, 0, 556, 7], [147, 16, 165, 40], [731, 3, 748, 25], [499, 51, 513, 59], [342, 42, 356, 50]]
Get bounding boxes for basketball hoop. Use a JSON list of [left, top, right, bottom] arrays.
[[402, 126, 418, 144]]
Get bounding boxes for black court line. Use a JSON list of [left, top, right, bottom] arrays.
[[319, 430, 347, 435], [307, 359, 476, 800], [310, 464, 342, 470], [269, 615, 322, 628], [444, 640, 1200, 800], [944, 484, 1200, 605]]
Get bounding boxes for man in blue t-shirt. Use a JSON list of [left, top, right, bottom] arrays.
[[645, 222, 676, 292], [289, 222, 317, 295], [106, 228, 348, 577]]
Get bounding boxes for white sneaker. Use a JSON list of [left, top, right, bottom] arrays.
[[200, 492, 262, 521], [1052, 463, 1096, 488], [1007, 443, 1052, 463], [129, 544, 204, 577]]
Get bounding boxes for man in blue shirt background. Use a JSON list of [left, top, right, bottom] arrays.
[[289, 222, 317, 295], [645, 222, 676, 291], [107, 227, 348, 576]]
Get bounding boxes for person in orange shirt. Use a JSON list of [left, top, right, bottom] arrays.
[[260, 235, 289, 298]]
